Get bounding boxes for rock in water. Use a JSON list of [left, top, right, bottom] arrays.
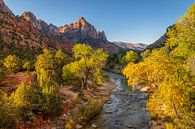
[[92, 123, 98, 128]]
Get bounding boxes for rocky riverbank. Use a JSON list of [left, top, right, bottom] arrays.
[[83, 73, 151, 129], [61, 79, 116, 129]]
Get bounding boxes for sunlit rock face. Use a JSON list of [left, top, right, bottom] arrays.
[[59, 17, 107, 41], [21, 11, 42, 30], [21, 13, 108, 42], [0, 0, 120, 53], [20, 12, 119, 52]]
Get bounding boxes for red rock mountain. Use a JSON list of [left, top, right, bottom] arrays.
[[0, 0, 119, 53], [0, 0, 13, 16], [20, 12, 107, 42]]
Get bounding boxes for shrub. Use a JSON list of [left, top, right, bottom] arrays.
[[23, 61, 32, 72], [3, 55, 20, 73], [0, 90, 17, 129], [11, 83, 44, 118]]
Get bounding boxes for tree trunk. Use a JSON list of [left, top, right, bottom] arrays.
[[171, 96, 180, 119], [84, 74, 88, 90], [81, 78, 84, 90], [83, 69, 89, 90]]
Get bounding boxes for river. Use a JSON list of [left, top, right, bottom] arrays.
[[83, 73, 151, 129]]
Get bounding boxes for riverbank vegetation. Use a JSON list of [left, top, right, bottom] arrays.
[[0, 43, 111, 128], [123, 4, 195, 129]]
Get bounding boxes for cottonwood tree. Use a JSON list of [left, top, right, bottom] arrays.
[[62, 44, 108, 89], [11, 83, 43, 116], [123, 51, 138, 64], [123, 4, 195, 128], [23, 61, 32, 72], [3, 55, 20, 73], [0, 90, 17, 129], [35, 48, 62, 116]]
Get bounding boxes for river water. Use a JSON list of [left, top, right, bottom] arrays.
[[83, 73, 151, 129]]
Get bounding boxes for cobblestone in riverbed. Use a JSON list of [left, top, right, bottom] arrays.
[[83, 73, 151, 129]]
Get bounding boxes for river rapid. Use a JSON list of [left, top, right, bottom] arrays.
[[83, 73, 151, 129]]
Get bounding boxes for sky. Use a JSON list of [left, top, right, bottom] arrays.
[[4, 0, 195, 44]]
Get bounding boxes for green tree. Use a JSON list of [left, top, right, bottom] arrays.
[[166, 4, 195, 61], [0, 90, 17, 129], [123, 49, 195, 128], [55, 49, 68, 82], [123, 51, 138, 63], [55, 49, 67, 68], [11, 83, 44, 117], [35, 48, 57, 88], [141, 49, 151, 59], [89, 48, 108, 85], [72, 44, 93, 60], [62, 44, 108, 89], [23, 61, 32, 72], [3, 55, 20, 73], [35, 48, 62, 116], [123, 4, 195, 128]]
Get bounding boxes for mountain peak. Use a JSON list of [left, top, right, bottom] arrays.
[[21, 11, 37, 20], [0, 0, 4, 4], [77, 17, 86, 22], [21, 11, 44, 30], [78, 17, 86, 21], [76, 17, 88, 26], [0, 0, 13, 16], [0, 0, 5, 9], [22, 11, 35, 16]]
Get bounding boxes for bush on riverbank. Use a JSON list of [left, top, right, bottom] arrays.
[[65, 96, 103, 128]]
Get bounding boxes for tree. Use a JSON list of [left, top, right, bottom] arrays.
[[89, 48, 108, 85], [62, 44, 108, 89], [147, 65, 194, 128], [3, 55, 20, 73], [72, 44, 93, 60], [35, 48, 62, 116], [123, 48, 195, 128], [141, 49, 151, 59], [123, 4, 195, 128], [0, 90, 17, 129], [123, 49, 174, 88], [123, 51, 138, 63], [11, 83, 44, 117], [55, 49, 67, 68], [23, 61, 32, 72], [55, 49, 68, 82], [166, 4, 195, 61], [35, 48, 57, 88]]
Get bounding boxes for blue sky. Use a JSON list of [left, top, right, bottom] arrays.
[[4, 0, 194, 44]]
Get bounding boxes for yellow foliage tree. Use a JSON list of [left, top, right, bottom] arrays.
[[3, 55, 20, 73], [123, 4, 195, 128], [62, 44, 108, 89]]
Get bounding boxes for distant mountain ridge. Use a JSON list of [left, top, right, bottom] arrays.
[[14, 4, 146, 52], [113, 41, 147, 51], [145, 25, 174, 50]]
